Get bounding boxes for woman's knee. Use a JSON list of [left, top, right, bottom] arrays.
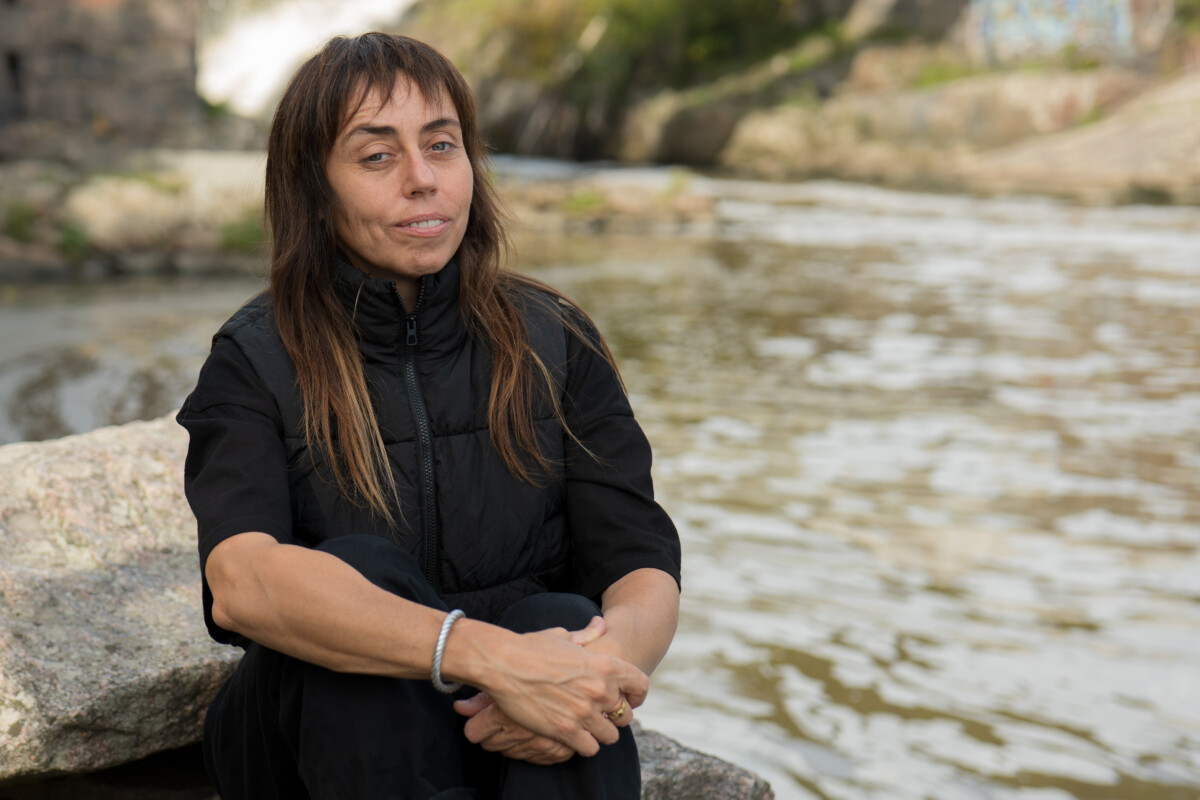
[[496, 592, 601, 634], [315, 534, 442, 607]]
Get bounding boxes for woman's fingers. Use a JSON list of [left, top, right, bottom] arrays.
[[610, 655, 650, 709], [502, 737, 575, 764], [465, 705, 533, 750], [462, 702, 579, 764], [603, 695, 634, 728], [566, 615, 606, 646], [481, 628, 649, 758], [453, 691, 492, 718]]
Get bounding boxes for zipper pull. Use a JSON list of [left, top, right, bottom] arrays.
[[406, 316, 418, 347]]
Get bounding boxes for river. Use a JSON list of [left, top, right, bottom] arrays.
[[1, 170, 1197, 800]]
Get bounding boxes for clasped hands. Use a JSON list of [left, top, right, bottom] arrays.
[[453, 616, 645, 765]]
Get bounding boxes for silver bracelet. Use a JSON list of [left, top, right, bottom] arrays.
[[431, 609, 466, 694]]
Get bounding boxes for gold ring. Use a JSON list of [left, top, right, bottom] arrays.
[[604, 698, 628, 722]]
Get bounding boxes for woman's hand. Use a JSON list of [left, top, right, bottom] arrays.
[[455, 616, 637, 762], [455, 691, 576, 764], [456, 567, 677, 763]]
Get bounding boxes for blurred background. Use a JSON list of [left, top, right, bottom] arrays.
[[1, 2, 1199, 799]]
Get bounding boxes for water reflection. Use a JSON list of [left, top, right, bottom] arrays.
[[0, 277, 265, 445], [1, 179, 1198, 799], [516, 182, 1200, 800]]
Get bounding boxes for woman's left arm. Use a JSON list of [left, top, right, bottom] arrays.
[[586, 567, 679, 676]]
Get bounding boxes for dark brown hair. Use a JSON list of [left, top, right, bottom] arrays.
[[265, 33, 614, 524]]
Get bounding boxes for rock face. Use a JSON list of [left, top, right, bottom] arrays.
[[0, 416, 239, 783], [719, 63, 1200, 203], [0, 0, 202, 160], [638, 726, 775, 800], [0, 150, 268, 279], [60, 150, 267, 267], [0, 416, 772, 799], [960, 66, 1200, 204], [843, 0, 969, 42]]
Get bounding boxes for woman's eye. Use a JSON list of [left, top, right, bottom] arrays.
[[431, 141, 452, 152], [364, 152, 388, 163]]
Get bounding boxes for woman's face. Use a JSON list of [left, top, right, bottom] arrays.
[[325, 77, 473, 304]]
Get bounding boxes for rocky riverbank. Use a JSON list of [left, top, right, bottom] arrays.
[[1, 33, 1198, 280], [1, 54, 1196, 283]]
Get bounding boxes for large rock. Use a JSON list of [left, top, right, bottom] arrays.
[[0, 0, 202, 160], [1, 149, 270, 277], [831, 66, 1145, 147], [719, 65, 1146, 180], [60, 150, 266, 257], [0, 416, 771, 799], [959, 67, 1200, 204], [0, 416, 238, 783], [638, 726, 775, 800], [716, 62, 1200, 203]]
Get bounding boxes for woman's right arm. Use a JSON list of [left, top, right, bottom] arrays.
[[206, 531, 648, 757]]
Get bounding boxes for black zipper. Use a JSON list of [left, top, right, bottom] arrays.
[[396, 286, 440, 589]]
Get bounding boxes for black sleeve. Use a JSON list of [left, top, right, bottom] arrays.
[[176, 336, 294, 644], [562, 317, 682, 603]]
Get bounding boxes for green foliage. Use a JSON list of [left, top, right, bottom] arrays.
[[561, 187, 607, 215], [1178, 0, 1200, 33], [1059, 43, 1100, 71], [220, 209, 264, 253], [95, 169, 187, 195], [132, 171, 187, 195], [913, 61, 981, 88], [1074, 104, 1105, 128], [202, 96, 232, 122], [782, 83, 820, 109], [1125, 184, 1174, 205], [476, 0, 817, 92], [3, 203, 37, 243], [783, 28, 842, 73], [662, 167, 690, 198], [58, 223, 90, 263], [414, 0, 845, 157], [864, 24, 914, 44]]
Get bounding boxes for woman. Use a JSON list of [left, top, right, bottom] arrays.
[[177, 32, 681, 800]]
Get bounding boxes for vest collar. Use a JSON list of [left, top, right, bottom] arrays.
[[333, 254, 467, 358]]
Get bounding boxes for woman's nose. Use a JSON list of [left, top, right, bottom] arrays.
[[402, 153, 437, 196]]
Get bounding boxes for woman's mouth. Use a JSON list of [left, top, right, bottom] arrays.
[[402, 218, 447, 230]]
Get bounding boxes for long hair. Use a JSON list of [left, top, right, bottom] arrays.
[[265, 33, 616, 525]]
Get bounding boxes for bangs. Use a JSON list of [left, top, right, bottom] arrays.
[[320, 34, 473, 151]]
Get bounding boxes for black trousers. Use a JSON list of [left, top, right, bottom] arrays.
[[202, 534, 641, 800]]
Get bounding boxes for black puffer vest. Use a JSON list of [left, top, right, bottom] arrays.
[[217, 259, 575, 623]]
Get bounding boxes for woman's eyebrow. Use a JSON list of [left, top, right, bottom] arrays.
[[344, 118, 461, 142], [345, 124, 397, 141], [421, 117, 462, 134]]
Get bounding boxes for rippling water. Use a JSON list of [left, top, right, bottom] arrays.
[[2, 174, 1198, 799]]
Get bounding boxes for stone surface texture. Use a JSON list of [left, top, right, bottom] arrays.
[[0, 0, 202, 160], [961, 66, 1200, 203], [61, 150, 267, 255], [719, 63, 1199, 203], [0, 416, 239, 783], [638, 725, 776, 800]]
